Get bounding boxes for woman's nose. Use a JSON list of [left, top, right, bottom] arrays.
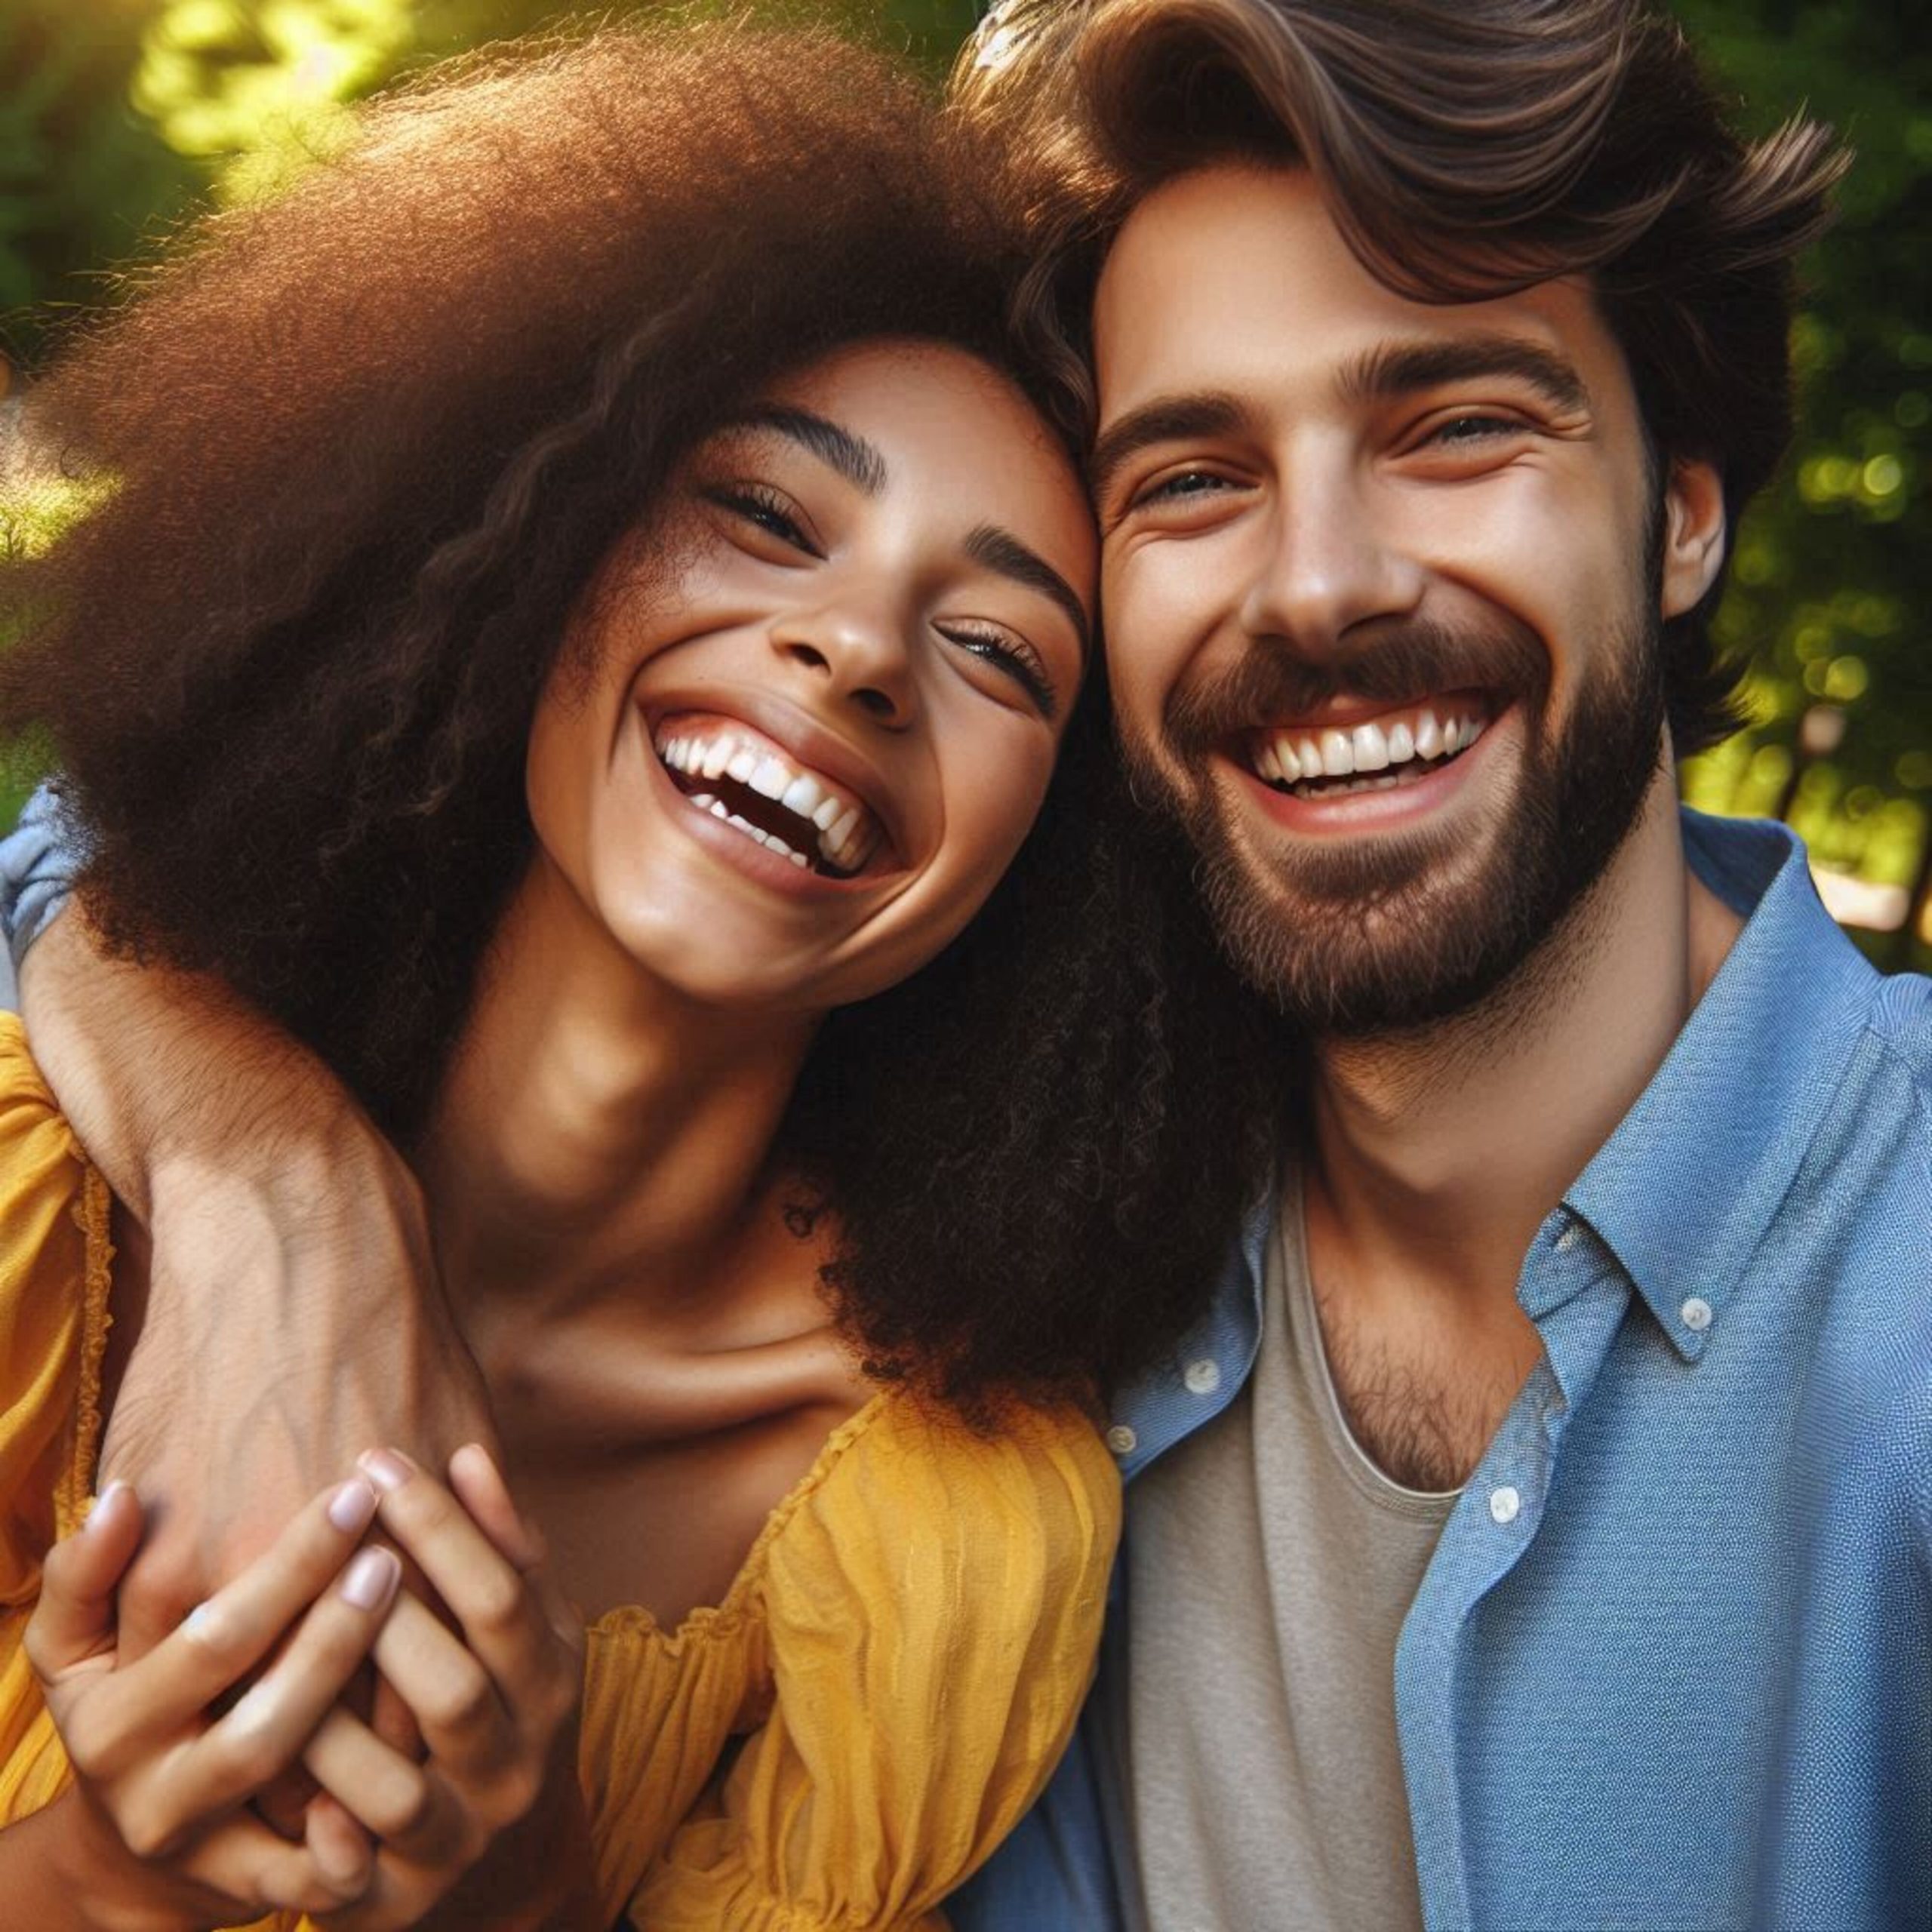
[[771, 601, 918, 727]]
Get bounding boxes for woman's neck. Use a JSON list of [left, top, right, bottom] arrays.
[[414, 857, 820, 1338]]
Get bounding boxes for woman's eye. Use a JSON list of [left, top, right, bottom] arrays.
[[705, 484, 816, 554], [939, 625, 1057, 718]]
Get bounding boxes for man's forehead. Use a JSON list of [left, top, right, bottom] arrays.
[[1091, 162, 1607, 420]]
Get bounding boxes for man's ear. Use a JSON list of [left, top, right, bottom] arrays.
[[1660, 457, 1727, 619]]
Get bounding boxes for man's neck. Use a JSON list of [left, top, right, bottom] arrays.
[[1300, 774, 1744, 1485]]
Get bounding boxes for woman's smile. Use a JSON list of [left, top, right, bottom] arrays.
[[645, 700, 900, 891]]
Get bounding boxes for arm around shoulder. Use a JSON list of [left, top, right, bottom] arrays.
[[11, 900, 494, 1658]]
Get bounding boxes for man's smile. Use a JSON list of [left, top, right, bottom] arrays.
[[1242, 688, 1497, 801]]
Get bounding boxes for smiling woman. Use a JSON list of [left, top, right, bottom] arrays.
[[0, 21, 1277, 1930]]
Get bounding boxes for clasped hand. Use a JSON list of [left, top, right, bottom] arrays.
[[24, 1447, 586, 1931]]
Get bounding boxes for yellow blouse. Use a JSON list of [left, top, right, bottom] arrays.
[[0, 1015, 1121, 1928]]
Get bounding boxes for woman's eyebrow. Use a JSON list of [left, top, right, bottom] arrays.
[[964, 523, 1092, 656], [726, 405, 888, 495]]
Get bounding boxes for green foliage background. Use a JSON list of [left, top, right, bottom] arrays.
[[2, 0, 1927, 964]]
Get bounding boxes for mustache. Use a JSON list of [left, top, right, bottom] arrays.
[[1163, 615, 1552, 756]]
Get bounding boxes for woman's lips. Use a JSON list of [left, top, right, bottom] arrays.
[[653, 712, 884, 876]]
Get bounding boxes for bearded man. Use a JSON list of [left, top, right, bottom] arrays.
[[4, 2, 1927, 1929], [939, 2, 1929, 1926]]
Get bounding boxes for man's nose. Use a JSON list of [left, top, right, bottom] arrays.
[[770, 598, 917, 727], [1236, 475, 1425, 655]]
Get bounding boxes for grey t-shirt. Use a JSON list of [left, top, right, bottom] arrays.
[[1118, 1175, 1457, 1932]]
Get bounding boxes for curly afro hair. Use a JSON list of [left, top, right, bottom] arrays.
[[1, 20, 1286, 1414]]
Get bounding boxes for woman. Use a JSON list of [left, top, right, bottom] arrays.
[[0, 22, 1268, 1930]]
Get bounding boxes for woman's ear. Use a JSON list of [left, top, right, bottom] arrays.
[[1660, 457, 1727, 619]]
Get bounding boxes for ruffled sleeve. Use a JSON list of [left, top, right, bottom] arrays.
[[628, 1393, 1121, 1930], [0, 1011, 115, 1827], [0, 1013, 112, 1604]]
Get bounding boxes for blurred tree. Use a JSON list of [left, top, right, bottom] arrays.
[[0, 1, 199, 361], [0, 0, 1926, 967], [1673, 0, 1932, 964]]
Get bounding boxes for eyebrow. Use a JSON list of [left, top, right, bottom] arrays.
[[727, 405, 888, 496], [1340, 334, 1591, 417], [964, 524, 1092, 657], [1089, 391, 1251, 510]]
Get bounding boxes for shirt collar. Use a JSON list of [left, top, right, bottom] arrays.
[[1549, 810, 1881, 1360]]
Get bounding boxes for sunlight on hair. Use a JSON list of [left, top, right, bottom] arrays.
[[0, 472, 122, 564]]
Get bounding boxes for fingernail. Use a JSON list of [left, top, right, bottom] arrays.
[[328, 1478, 378, 1534], [84, 1479, 132, 1533], [357, 1448, 414, 1494], [340, 1546, 401, 1612]]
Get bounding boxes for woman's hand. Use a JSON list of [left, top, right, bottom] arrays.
[[22, 1475, 401, 1931], [301, 1447, 596, 1932]]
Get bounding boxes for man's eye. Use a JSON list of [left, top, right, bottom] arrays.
[[1423, 415, 1523, 447], [1134, 469, 1234, 507]]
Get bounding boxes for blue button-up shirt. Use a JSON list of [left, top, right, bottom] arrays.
[[955, 808, 1932, 1931]]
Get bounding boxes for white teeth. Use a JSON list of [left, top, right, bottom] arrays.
[[780, 774, 823, 818], [1252, 699, 1493, 790], [749, 756, 790, 801], [658, 718, 883, 875]]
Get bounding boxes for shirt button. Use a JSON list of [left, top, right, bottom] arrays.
[[1554, 1225, 1580, 1254], [1681, 1296, 1713, 1333], [1106, 1424, 1139, 1457], [1183, 1358, 1223, 1396], [1489, 1485, 1522, 1526]]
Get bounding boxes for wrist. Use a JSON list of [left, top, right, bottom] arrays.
[[28, 1792, 201, 1932]]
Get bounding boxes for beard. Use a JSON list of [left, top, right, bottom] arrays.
[[1117, 598, 1667, 1038]]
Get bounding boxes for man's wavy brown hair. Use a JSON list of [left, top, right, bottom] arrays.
[[0, 23, 1288, 1411], [955, 0, 1848, 755]]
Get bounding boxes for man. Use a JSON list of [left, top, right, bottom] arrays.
[[5, 4, 1927, 1928], [938, 2, 1930, 1926]]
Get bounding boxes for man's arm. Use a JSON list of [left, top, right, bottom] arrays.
[[4, 786, 495, 1658]]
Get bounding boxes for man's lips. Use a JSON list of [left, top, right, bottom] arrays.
[[1242, 688, 1496, 795]]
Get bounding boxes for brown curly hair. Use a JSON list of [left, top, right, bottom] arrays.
[[955, 0, 1848, 757], [0, 21, 1285, 1410]]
